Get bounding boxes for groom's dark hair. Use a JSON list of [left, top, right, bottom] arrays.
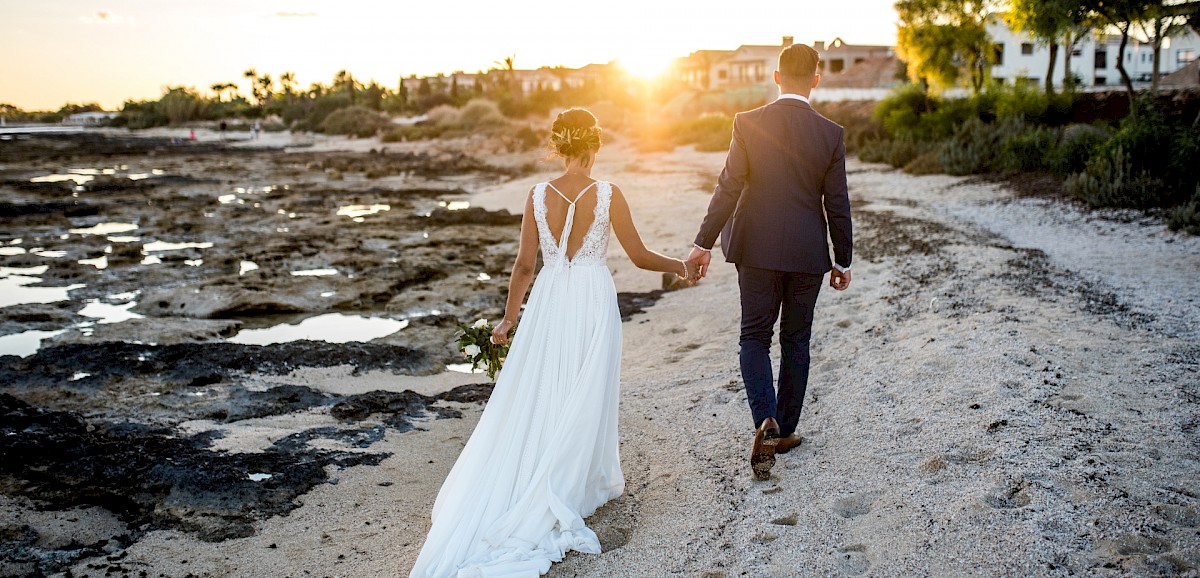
[[778, 43, 820, 84]]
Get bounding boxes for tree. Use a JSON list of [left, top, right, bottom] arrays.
[[243, 68, 261, 104], [1007, 0, 1087, 94], [1082, 0, 1158, 116], [333, 70, 357, 105], [895, 0, 998, 93], [1138, 2, 1192, 90]]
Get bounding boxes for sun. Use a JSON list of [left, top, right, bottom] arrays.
[[617, 54, 675, 81]]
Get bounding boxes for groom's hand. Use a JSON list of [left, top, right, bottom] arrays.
[[830, 268, 851, 291], [687, 247, 712, 279]]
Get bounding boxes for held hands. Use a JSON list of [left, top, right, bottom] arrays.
[[686, 246, 712, 279], [676, 259, 701, 284], [830, 268, 852, 291], [491, 319, 515, 345]]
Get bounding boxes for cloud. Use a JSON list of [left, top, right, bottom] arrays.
[[275, 11, 317, 18]]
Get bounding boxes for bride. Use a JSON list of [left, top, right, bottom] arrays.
[[409, 108, 698, 577]]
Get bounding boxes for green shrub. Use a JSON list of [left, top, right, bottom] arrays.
[[821, 100, 885, 154], [673, 114, 734, 152], [939, 117, 1027, 175], [903, 149, 946, 175], [456, 99, 508, 130], [1168, 186, 1200, 235], [997, 126, 1059, 173], [1064, 145, 1165, 209], [1049, 124, 1110, 176], [859, 138, 933, 168], [320, 106, 387, 137], [1069, 100, 1199, 208], [381, 124, 443, 142]]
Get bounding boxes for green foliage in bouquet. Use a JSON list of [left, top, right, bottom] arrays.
[[456, 319, 513, 380]]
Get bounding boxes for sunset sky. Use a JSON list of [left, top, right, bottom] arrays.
[[1, 0, 900, 111]]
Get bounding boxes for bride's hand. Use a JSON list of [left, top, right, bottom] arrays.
[[491, 319, 515, 345]]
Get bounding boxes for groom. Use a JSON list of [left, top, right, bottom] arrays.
[[688, 42, 853, 481]]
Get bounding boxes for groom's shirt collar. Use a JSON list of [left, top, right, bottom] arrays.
[[777, 93, 810, 104]]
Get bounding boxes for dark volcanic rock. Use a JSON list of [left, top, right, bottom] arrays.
[[421, 206, 523, 226], [0, 393, 388, 548], [0, 340, 435, 388], [330, 383, 494, 432]]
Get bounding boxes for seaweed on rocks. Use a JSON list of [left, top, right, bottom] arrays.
[[331, 383, 494, 432], [0, 393, 388, 550], [0, 340, 434, 389]]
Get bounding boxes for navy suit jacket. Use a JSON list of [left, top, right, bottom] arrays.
[[694, 98, 852, 273]]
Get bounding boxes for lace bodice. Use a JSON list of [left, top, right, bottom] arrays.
[[533, 180, 612, 268]]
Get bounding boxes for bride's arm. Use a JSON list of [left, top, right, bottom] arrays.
[[493, 189, 538, 344], [610, 184, 694, 278]]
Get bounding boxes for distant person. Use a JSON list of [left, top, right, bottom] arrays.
[[409, 108, 699, 577], [687, 42, 854, 481], [218, 120, 227, 142], [251, 120, 261, 140]]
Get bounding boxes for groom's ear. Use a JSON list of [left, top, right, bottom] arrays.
[[773, 70, 782, 87], [812, 73, 820, 89]]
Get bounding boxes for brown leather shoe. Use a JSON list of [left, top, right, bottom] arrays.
[[775, 433, 803, 455], [750, 417, 780, 481]]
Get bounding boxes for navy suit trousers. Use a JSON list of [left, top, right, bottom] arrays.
[[737, 264, 824, 436]]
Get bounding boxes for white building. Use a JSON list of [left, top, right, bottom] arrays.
[[989, 17, 1200, 88], [674, 37, 896, 92]]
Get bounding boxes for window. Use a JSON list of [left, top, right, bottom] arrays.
[[1178, 49, 1196, 64], [1021, 43, 1034, 55], [1095, 50, 1107, 69], [830, 58, 845, 73], [1094, 75, 1107, 85], [1072, 48, 1082, 57], [718, 70, 727, 80], [994, 43, 1005, 65]]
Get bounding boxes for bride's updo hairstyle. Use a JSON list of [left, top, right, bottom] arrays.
[[550, 108, 602, 167]]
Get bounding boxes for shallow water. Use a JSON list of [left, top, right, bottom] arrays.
[[143, 241, 214, 252], [227, 313, 409, 346], [69, 222, 137, 236], [290, 268, 338, 277], [0, 267, 85, 308], [0, 329, 67, 357]]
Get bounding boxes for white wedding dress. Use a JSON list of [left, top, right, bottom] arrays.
[[410, 181, 624, 578]]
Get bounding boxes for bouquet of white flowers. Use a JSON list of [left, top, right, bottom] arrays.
[[455, 318, 512, 380]]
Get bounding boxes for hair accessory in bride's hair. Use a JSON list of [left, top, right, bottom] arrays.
[[551, 126, 602, 157]]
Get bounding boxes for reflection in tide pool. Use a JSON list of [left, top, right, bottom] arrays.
[[143, 241, 214, 252], [439, 201, 471, 211], [78, 255, 108, 269], [239, 261, 259, 275], [69, 222, 137, 236], [0, 247, 26, 256], [141, 255, 162, 265], [446, 363, 485, 374], [0, 267, 84, 308], [78, 300, 143, 324], [0, 329, 66, 358], [337, 204, 390, 219], [108, 236, 140, 243], [228, 313, 409, 346], [291, 268, 338, 277]]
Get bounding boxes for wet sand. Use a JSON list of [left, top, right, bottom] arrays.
[[1, 129, 1198, 577]]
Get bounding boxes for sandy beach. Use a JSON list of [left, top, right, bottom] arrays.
[[2, 128, 1198, 577]]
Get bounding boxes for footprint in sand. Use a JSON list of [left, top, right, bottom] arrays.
[[832, 491, 880, 518], [596, 525, 632, 551], [982, 479, 1032, 509], [1154, 503, 1200, 527], [836, 544, 871, 575], [770, 513, 798, 526]]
